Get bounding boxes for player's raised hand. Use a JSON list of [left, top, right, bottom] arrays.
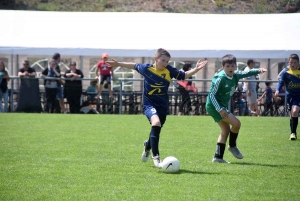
[[195, 59, 208, 70], [105, 58, 119, 67], [259, 68, 267, 74]]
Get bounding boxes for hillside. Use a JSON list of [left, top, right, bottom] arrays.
[[1, 0, 300, 14]]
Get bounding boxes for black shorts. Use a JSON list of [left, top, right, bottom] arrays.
[[99, 75, 111, 84]]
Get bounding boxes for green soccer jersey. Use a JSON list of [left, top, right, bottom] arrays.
[[206, 69, 260, 112]]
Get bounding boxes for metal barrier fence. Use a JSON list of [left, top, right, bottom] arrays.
[[1, 77, 288, 116]]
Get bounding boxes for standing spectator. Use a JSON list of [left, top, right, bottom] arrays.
[[0, 60, 10, 112], [105, 48, 207, 168], [95, 53, 114, 99], [243, 59, 260, 116], [177, 63, 194, 116], [275, 54, 300, 140], [52, 53, 67, 114], [17, 60, 42, 113], [64, 61, 84, 113], [41, 59, 60, 113], [18, 60, 36, 78], [257, 81, 277, 116], [206, 54, 267, 163]]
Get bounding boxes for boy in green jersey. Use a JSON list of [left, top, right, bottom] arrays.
[[206, 54, 267, 163]]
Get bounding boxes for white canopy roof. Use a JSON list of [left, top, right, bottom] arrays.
[[0, 10, 299, 58]]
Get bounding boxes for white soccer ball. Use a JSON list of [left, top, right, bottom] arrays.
[[161, 156, 180, 173]]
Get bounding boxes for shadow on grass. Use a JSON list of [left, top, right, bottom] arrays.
[[230, 161, 300, 168], [176, 169, 221, 175]]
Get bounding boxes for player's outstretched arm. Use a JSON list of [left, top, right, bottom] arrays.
[[184, 59, 208, 79], [106, 59, 136, 70], [259, 68, 267, 74]]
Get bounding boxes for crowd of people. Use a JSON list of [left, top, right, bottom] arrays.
[[0, 52, 112, 114]]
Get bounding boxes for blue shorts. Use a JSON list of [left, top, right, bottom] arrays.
[[56, 86, 64, 99], [287, 96, 300, 111], [143, 105, 166, 126]]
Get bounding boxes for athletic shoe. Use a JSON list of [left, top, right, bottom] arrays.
[[152, 155, 162, 168], [228, 146, 244, 159], [290, 133, 297, 140], [212, 157, 229, 163], [141, 140, 150, 162]]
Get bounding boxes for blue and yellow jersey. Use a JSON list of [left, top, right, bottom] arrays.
[[276, 67, 300, 98], [134, 63, 185, 112]]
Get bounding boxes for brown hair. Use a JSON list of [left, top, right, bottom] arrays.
[[155, 48, 171, 59], [289, 54, 299, 62], [222, 54, 237, 66]]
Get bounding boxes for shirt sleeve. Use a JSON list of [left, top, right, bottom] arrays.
[[276, 71, 285, 91], [209, 77, 223, 112]]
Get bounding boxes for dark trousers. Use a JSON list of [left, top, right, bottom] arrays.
[[44, 88, 58, 113], [65, 86, 82, 114], [178, 88, 192, 113], [261, 102, 273, 116]]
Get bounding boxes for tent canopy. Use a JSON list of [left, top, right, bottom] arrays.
[[0, 10, 299, 58]]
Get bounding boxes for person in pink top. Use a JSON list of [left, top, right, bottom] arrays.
[[95, 53, 114, 99]]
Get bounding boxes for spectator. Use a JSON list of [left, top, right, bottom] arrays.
[[17, 60, 42, 113], [52, 53, 67, 114], [86, 79, 98, 101], [0, 60, 10, 112], [18, 60, 36, 78], [64, 61, 84, 113], [95, 53, 114, 99], [41, 59, 60, 113], [257, 81, 277, 116], [243, 59, 260, 116], [177, 63, 194, 116]]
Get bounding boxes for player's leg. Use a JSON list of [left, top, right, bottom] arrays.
[[222, 114, 244, 159], [142, 106, 165, 168], [212, 121, 230, 163], [290, 103, 300, 140]]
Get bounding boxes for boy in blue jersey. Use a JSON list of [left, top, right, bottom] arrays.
[[275, 54, 300, 140], [206, 54, 267, 163], [106, 48, 208, 168]]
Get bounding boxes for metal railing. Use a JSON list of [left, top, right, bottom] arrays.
[[1, 76, 288, 116]]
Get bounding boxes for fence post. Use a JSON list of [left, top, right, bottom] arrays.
[[10, 77, 14, 112], [119, 80, 123, 114]]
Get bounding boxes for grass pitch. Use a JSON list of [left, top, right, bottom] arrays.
[[0, 114, 299, 200]]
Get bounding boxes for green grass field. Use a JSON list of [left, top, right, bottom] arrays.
[[0, 114, 299, 200]]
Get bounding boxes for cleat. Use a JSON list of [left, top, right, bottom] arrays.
[[152, 155, 162, 168], [228, 146, 244, 159], [290, 133, 297, 140], [212, 157, 229, 163], [141, 140, 150, 162]]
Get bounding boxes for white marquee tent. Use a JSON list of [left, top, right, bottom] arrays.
[[0, 10, 300, 59]]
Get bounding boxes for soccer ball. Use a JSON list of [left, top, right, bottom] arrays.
[[161, 156, 180, 173]]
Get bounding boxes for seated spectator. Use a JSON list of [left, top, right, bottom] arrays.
[[0, 60, 10, 112], [64, 61, 84, 114], [40, 59, 60, 113], [86, 79, 98, 101]]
